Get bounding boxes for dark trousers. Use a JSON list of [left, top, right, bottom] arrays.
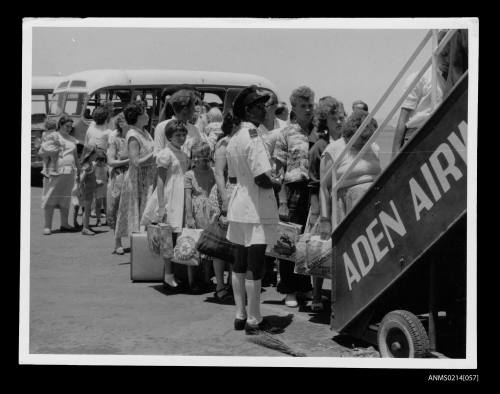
[[262, 189, 280, 285], [277, 181, 312, 294]]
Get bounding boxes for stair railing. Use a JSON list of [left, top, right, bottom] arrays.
[[320, 29, 459, 229]]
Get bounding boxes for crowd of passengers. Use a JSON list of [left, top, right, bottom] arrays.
[[38, 29, 467, 334]]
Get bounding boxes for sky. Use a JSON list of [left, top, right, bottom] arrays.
[[30, 20, 443, 124]]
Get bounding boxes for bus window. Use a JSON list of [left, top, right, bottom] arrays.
[[64, 93, 86, 116], [85, 91, 107, 119], [134, 89, 161, 132], [48, 93, 64, 116], [108, 89, 132, 112], [32, 94, 48, 115], [202, 92, 223, 111]]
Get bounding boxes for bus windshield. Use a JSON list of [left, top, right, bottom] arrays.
[[63, 93, 87, 116], [48, 93, 65, 116]]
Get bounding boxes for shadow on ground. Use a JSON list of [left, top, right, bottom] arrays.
[[150, 283, 216, 297], [332, 333, 373, 349], [263, 313, 295, 330], [204, 295, 235, 306]]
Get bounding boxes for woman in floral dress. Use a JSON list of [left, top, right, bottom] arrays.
[[115, 103, 156, 240]]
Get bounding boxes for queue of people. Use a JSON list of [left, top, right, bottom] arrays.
[[37, 28, 468, 337], [37, 83, 400, 335]]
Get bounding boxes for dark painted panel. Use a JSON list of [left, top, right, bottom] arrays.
[[331, 76, 469, 332]]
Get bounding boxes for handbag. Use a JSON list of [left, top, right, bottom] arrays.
[[294, 215, 332, 279], [196, 215, 237, 263], [172, 228, 204, 266], [265, 221, 303, 261], [147, 224, 161, 255], [147, 223, 174, 259], [304, 235, 332, 279]]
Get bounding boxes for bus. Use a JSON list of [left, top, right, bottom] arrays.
[[31, 75, 64, 169], [45, 69, 279, 144]]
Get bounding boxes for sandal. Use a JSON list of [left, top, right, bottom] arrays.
[[213, 286, 233, 303], [81, 227, 96, 236], [113, 247, 125, 255]]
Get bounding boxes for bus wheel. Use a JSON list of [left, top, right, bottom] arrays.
[[377, 310, 430, 358]]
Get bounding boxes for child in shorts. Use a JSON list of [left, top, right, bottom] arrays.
[[38, 118, 61, 177], [79, 146, 98, 235]]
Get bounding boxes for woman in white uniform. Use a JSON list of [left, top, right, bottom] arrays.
[[225, 86, 283, 335]]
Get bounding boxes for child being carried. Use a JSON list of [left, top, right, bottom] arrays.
[[38, 118, 61, 177]]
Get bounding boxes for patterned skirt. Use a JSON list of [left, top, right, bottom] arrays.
[[115, 164, 156, 238], [106, 167, 128, 230]]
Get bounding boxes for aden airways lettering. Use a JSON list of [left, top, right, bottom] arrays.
[[344, 121, 467, 291]]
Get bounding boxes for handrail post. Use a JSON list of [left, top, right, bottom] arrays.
[[331, 167, 338, 230], [431, 29, 439, 111], [331, 30, 432, 174], [325, 29, 460, 236], [330, 57, 432, 218]]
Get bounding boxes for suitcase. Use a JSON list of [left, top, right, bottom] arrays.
[[130, 231, 164, 282]]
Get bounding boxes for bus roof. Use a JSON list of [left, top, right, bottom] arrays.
[[32, 75, 65, 92], [53, 69, 278, 95]]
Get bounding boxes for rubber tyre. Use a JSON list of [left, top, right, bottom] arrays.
[[377, 310, 430, 358]]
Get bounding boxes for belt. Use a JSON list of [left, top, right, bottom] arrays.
[[228, 177, 237, 184]]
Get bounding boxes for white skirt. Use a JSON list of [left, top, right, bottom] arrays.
[[227, 221, 279, 247]]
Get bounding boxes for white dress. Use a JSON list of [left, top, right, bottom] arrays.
[[140, 142, 189, 233], [226, 122, 279, 247]]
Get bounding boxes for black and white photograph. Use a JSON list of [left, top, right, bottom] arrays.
[[20, 18, 478, 368]]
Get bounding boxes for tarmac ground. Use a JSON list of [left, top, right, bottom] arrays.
[[27, 183, 379, 361]]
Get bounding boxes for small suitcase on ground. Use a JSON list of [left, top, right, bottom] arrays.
[[130, 231, 164, 282]]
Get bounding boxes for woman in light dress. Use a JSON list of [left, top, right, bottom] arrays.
[[41, 115, 80, 235], [141, 120, 190, 290], [307, 97, 346, 312], [106, 111, 130, 254], [114, 102, 156, 240], [184, 141, 217, 293]]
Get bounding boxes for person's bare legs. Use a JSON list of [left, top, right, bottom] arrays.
[[232, 271, 247, 320], [312, 276, 324, 310], [187, 266, 196, 288], [213, 258, 227, 293], [227, 264, 232, 288], [95, 198, 104, 226], [245, 272, 262, 326], [43, 205, 54, 234], [114, 236, 124, 254], [73, 205, 80, 228], [82, 199, 95, 235], [60, 205, 71, 228], [163, 258, 178, 287]]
